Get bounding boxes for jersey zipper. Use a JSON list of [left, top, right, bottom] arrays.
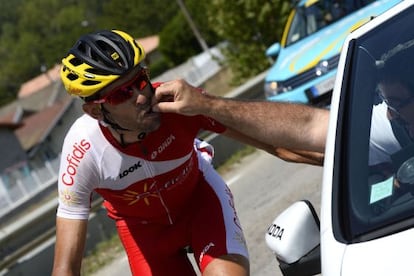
[[141, 147, 174, 225]]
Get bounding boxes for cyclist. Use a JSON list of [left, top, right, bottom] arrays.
[[52, 29, 326, 276], [52, 29, 257, 276]]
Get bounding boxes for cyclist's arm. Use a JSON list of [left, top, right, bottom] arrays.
[[154, 80, 328, 153], [273, 147, 324, 166], [223, 128, 324, 166], [52, 217, 88, 276]]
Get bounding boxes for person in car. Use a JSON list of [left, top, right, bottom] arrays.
[[369, 39, 414, 184], [376, 39, 414, 141]]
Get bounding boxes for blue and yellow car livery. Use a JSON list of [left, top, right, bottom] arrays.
[[264, 0, 401, 105]]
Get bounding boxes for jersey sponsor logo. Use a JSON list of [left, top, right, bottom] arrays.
[[59, 187, 80, 206], [162, 157, 193, 190], [119, 161, 143, 179], [61, 139, 91, 186], [199, 242, 215, 264], [115, 157, 195, 206], [115, 182, 159, 206], [224, 185, 247, 248], [150, 134, 176, 159], [225, 185, 243, 232]]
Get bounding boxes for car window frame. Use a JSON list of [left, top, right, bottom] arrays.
[[332, 5, 414, 243]]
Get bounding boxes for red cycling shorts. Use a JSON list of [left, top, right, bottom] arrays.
[[115, 167, 249, 275]]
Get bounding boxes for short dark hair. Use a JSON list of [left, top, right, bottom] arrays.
[[378, 39, 414, 94]]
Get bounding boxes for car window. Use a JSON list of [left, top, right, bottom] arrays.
[[338, 5, 414, 242], [286, 0, 375, 46]]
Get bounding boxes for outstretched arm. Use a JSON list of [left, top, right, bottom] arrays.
[[222, 127, 324, 166], [153, 79, 329, 153], [273, 147, 324, 166]]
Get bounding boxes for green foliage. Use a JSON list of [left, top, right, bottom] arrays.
[[206, 0, 290, 84], [148, 57, 172, 78], [159, 12, 202, 66], [159, 0, 221, 66], [0, 0, 95, 104], [97, 0, 179, 37]]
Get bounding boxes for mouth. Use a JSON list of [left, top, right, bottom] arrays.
[[139, 105, 153, 114], [141, 106, 160, 119], [146, 106, 157, 115]]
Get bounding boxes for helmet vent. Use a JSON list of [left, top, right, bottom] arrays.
[[67, 73, 79, 81], [86, 68, 112, 76], [69, 57, 82, 66], [133, 40, 143, 56], [83, 80, 100, 86]]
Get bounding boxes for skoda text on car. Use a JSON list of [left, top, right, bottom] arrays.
[[264, 0, 401, 105], [265, 1, 414, 275]]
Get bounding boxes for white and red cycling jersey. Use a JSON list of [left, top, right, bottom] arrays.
[[56, 102, 250, 274], [57, 112, 226, 224]]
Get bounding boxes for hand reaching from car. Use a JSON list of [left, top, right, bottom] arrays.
[[152, 79, 208, 116]]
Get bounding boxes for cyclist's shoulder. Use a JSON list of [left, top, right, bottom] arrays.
[[66, 114, 101, 135], [63, 114, 106, 150]]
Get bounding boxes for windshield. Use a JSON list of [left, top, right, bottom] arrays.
[[337, 5, 414, 241], [286, 0, 374, 46]]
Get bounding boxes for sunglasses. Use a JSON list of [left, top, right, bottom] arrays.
[[380, 93, 414, 116], [91, 71, 150, 105]]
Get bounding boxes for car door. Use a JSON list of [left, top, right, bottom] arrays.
[[322, 1, 414, 275]]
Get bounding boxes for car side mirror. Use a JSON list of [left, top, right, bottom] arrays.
[[265, 200, 321, 276], [266, 42, 281, 58]]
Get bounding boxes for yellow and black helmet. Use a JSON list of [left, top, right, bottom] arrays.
[[60, 30, 145, 97]]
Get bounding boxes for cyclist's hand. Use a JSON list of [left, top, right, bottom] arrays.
[[152, 79, 207, 116]]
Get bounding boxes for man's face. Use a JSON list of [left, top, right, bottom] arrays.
[[96, 67, 161, 133], [379, 81, 414, 137]]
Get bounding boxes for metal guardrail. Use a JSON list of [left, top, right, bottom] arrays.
[[0, 197, 104, 273], [0, 157, 60, 219], [0, 70, 267, 275]]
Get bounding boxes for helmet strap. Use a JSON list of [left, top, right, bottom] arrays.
[[100, 104, 147, 146], [100, 104, 131, 131]]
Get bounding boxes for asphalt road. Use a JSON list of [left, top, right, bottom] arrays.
[[94, 149, 324, 276]]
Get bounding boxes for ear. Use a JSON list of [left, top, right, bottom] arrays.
[[83, 103, 103, 120]]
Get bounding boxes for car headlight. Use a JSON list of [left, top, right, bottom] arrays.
[[264, 81, 291, 98]]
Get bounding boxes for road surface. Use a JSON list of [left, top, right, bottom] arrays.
[[93, 149, 324, 275]]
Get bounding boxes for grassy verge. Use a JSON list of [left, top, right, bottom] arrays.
[[216, 145, 256, 175], [81, 234, 124, 275]]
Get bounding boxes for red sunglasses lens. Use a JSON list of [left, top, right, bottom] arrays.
[[137, 77, 149, 90], [102, 73, 149, 105], [106, 88, 134, 105]]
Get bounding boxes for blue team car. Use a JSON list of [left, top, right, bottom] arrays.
[[264, 0, 401, 105]]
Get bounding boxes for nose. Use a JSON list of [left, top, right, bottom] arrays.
[[136, 93, 148, 105], [134, 86, 153, 105]]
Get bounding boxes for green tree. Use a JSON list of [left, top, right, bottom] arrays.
[[159, 0, 221, 66], [206, 0, 290, 83], [159, 12, 201, 67], [98, 0, 179, 38], [0, 1, 24, 36], [0, 0, 99, 104]]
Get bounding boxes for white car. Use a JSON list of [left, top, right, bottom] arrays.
[[265, 1, 414, 275]]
